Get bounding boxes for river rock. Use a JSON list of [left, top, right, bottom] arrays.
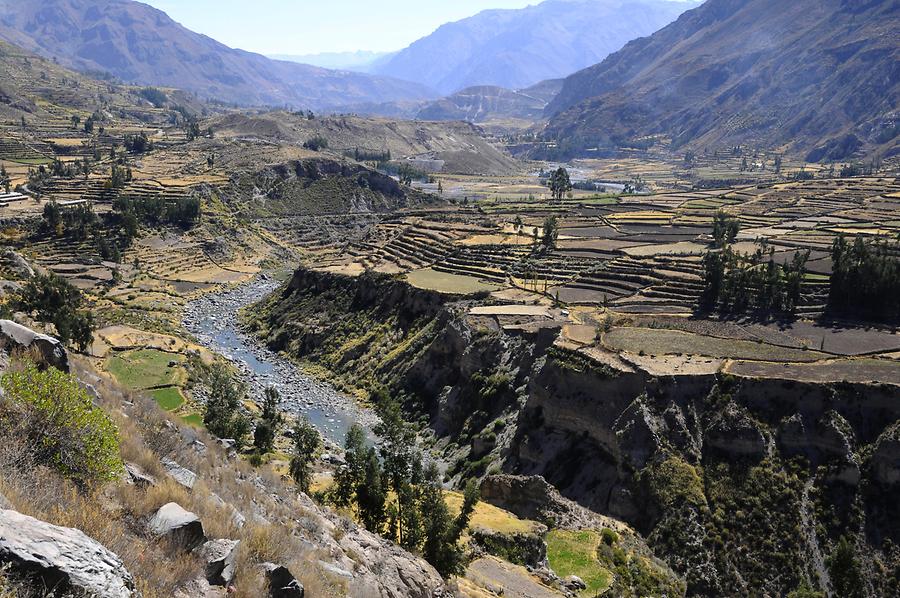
[[0, 509, 135, 597], [261, 562, 304, 597], [0, 320, 68, 371], [148, 502, 206, 550], [198, 538, 239, 586]]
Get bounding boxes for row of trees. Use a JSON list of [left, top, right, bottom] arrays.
[[828, 236, 900, 322], [327, 394, 479, 578], [701, 246, 809, 315], [235, 380, 480, 578]]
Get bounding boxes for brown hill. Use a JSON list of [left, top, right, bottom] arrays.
[[212, 112, 521, 175], [415, 80, 564, 126], [0, 0, 434, 110], [544, 0, 900, 160]]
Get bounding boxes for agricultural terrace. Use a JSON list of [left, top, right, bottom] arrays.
[[300, 177, 900, 383]]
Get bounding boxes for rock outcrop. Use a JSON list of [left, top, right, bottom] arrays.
[[148, 502, 206, 550], [0, 509, 135, 597], [261, 562, 304, 598], [198, 539, 239, 587], [480, 474, 625, 532], [0, 320, 68, 371]]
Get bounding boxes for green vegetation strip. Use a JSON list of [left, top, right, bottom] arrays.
[[546, 530, 612, 595]]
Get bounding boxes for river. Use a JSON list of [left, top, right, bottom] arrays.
[[182, 274, 377, 446]]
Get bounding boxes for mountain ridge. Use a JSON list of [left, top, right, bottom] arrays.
[[374, 0, 699, 95], [0, 0, 434, 109], [543, 0, 900, 159]]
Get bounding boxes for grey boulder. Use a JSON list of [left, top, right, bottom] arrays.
[[148, 502, 206, 550], [198, 539, 239, 586], [0, 509, 135, 597], [0, 320, 68, 371], [161, 458, 198, 490]]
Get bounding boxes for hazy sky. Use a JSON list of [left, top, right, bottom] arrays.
[[142, 0, 541, 55]]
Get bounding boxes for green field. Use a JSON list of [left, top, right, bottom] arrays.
[[546, 530, 612, 596], [604, 327, 829, 362], [107, 349, 184, 389], [406, 268, 503, 295], [181, 413, 203, 428], [150, 386, 185, 411]]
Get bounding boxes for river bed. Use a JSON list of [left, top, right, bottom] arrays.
[[182, 274, 377, 445]]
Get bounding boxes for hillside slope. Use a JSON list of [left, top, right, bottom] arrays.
[[415, 80, 564, 125], [212, 112, 520, 175], [0, 0, 433, 109], [375, 0, 698, 94], [544, 0, 900, 159]]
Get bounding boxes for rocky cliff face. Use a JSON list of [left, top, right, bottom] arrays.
[[224, 158, 429, 216], [253, 267, 900, 596]]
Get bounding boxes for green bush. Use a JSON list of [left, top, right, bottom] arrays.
[[0, 364, 122, 484]]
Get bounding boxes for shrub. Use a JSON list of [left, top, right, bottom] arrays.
[[0, 363, 122, 485]]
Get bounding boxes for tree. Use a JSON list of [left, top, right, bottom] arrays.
[[289, 416, 321, 494], [254, 386, 283, 454], [357, 447, 387, 533], [420, 464, 479, 577], [541, 215, 559, 250], [712, 211, 740, 247], [333, 424, 367, 508], [373, 392, 416, 542], [14, 274, 94, 351], [203, 363, 250, 448], [827, 536, 863, 598], [548, 167, 572, 201]]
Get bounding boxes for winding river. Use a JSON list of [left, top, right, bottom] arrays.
[[182, 275, 376, 445]]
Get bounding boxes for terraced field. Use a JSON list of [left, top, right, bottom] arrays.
[[288, 176, 899, 381]]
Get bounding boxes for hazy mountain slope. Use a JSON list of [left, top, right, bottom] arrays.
[[544, 0, 900, 159], [268, 51, 394, 73], [415, 80, 564, 124], [375, 0, 698, 95], [0, 0, 433, 109]]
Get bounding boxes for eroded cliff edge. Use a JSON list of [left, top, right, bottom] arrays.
[[248, 267, 900, 596]]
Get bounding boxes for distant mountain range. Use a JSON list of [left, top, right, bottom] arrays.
[[374, 0, 699, 95], [0, 0, 432, 109], [544, 0, 900, 160], [268, 51, 394, 73]]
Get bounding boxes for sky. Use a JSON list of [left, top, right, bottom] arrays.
[[141, 0, 540, 55]]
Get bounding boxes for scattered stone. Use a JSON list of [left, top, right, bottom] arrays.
[[148, 502, 206, 550], [198, 539, 239, 586], [124, 462, 157, 488], [261, 562, 305, 597], [564, 575, 586, 591], [162, 458, 198, 490], [318, 559, 353, 580], [0, 320, 68, 371], [0, 509, 135, 597]]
